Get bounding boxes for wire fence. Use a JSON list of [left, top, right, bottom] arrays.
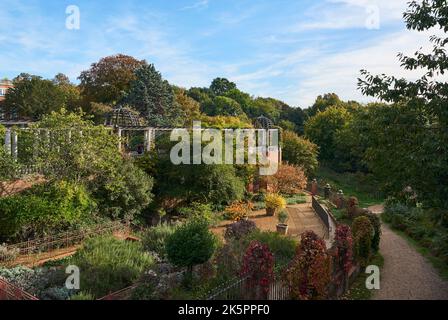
[[0, 220, 129, 267], [205, 274, 290, 301]]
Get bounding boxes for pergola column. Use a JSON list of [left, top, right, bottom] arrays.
[[117, 128, 122, 151], [145, 128, 154, 152], [11, 130, 18, 159], [4, 128, 11, 155]]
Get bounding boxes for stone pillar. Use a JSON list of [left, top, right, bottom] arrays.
[[11, 130, 18, 160], [311, 179, 318, 196], [324, 183, 331, 199], [117, 128, 122, 151], [4, 129, 11, 155], [146, 129, 154, 152], [336, 190, 344, 209]]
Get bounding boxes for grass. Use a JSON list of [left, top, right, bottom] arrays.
[[285, 193, 307, 205], [315, 166, 384, 208], [343, 253, 384, 300]]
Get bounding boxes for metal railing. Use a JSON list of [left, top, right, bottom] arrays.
[[205, 274, 290, 301], [1, 220, 129, 267], [0, 278, 38, 300]]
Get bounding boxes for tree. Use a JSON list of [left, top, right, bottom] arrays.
[[281, 130, 319, 175], [123, 64, 180, 127], [29, 109, 122, 183], [210, 77, 237, 96], [166, 219, 217, 282], [203, 96, 245, 117], [3, 74, 69, 120], [358, 0, 448, 209], [306, 93, 342, 118], [155, 159, 245, 207], [304, 106, 352, 165], [79, 54, 146, 104], [269, 164, 307, 195], [52, 73, 82, 112], [173, 86, 201, 127]]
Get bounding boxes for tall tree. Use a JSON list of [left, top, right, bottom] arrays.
[[79, 54, 146, 105], [210, 77, 237, 96], [3, 74, 68, 120], [306, 93, 342, 118], [358, 0, 448, 209], [123, 64, 180, 127]]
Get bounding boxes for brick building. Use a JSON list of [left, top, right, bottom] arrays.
[[0, 79, 13, 102], [0, 79, 13, 120]]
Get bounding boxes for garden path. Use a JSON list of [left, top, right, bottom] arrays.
[[369, 205, 448, 300]]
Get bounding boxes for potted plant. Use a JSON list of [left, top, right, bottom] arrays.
[[265, 193, 286, 216], [276, 210, 289, 235]]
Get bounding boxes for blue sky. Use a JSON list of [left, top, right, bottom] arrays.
[[0, 0, 437, 107]]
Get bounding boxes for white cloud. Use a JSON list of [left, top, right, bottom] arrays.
[[291, 0, 409, 32], [181, 0, 209, 11]]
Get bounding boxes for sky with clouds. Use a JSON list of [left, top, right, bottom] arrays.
[[0, 0, 441, 107]]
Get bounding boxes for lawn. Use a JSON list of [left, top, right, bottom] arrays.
[[315, 166, 384, 208]]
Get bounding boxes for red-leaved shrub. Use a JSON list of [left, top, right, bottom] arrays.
[[284, 231, 331, 300], [241, 241, 274, 299], [334, 224, 353, 273]]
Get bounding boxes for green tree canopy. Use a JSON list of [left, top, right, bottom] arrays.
[[3, 74, 70, 120], [281, 130, 319, 175], [79, 54, 146, 105], [210, 77, 237, 96], [358, 0, 448, 209], [123, 64, 181, 127]]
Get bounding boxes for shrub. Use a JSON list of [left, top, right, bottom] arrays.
[[270, 164, 307, 195], [0, 266, 68, 299], [69, 236, 154, 298], [0, 181, 97, 241], [0, 243, 19, 262], [245, 231, 297, 268], [142, 223, 178, 259], [334, 225, 353, 273], [224, 220, 258, 241], [224, 201, 254, 221], [278, 210, 289, 224], [284, 231, 331, 300], [70, 292, 95, 300], [215, 241, 245, 281], [166, 220, 217, 274], [265, 193, 286, 214], [241, 241, 274, 299], [0, 147, 18, 181], [155, 162, 245, 207], [383, 200, 412, 230], [362, 212, 381, 253], [92, 161, 154, 222], [352, 216, 374, 267], [178, 202, 214, 224]]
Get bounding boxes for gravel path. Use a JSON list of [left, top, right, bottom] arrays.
[[368, 205, 448, 300]]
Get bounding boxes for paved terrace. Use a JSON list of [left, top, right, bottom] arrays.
[[212, 194, 328, 242]]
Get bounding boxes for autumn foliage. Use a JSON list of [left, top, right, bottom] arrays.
[[284, 231, 331, 300], [334, 224, 353, 273], [270, 164, 307, 195], [241, 241, 274, 299]]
